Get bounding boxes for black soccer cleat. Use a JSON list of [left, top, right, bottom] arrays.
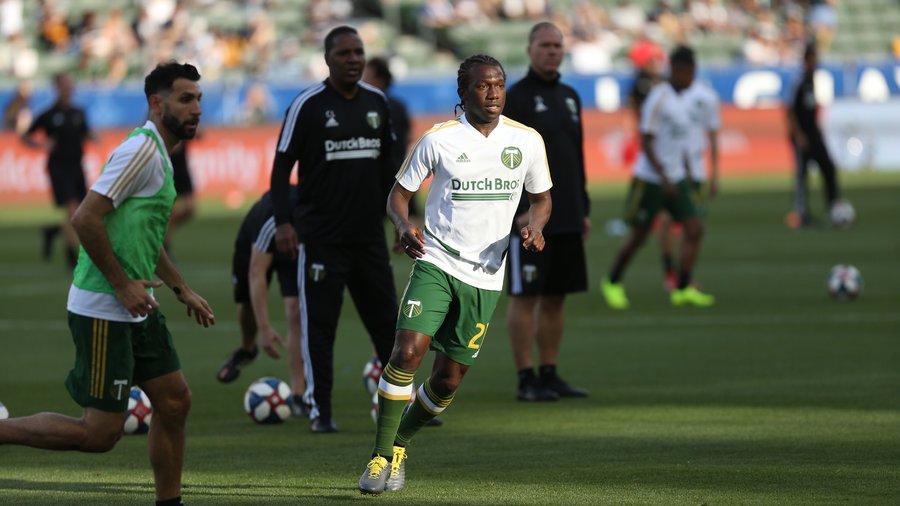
[[517, 376, 560, 402], [311, 417, 338, 433], [541, 375, 588, 398], [216, 346, 258, 383]]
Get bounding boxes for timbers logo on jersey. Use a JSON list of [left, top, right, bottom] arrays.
[[501, 146, 522, 169]]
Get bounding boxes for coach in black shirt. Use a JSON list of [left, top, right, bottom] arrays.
[[504, 22, 591, 402], [269, 26, 398, 433], [786, 44, 840, 226], [22, 72, 94, 267]]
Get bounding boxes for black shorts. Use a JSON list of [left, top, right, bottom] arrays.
[[48, 165, 87, 206], [506, 233, 588, 296], [231, 246, 298, 304]]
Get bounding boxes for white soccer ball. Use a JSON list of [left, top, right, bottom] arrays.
[[827, 264, 863, 300], [362, 357, 383, 396], [0, 401, 9, 419], [123, 386, 152, 435], [829, 199, 856, 227], [243, 377, 292, 424]]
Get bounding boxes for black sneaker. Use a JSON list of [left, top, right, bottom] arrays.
[[216, 346, 258, 383], [517, 377, 559, 402], [541, 375, 588, 398], [311, 417, 338, 433]]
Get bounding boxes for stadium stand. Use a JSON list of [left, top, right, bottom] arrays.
[[0, 0, 898, 87]]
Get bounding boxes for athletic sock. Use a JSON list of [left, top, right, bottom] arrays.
[[517, 368, 535, 388], [373, 363, 415, 457], [156, 497, 184, 506], [395, 381, 454, 446], [662, 254, 674, 276], [678, 270, 692, 290], [538, 364, 557, 381]]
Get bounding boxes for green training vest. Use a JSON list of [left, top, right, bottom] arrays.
[[73, 127, 176, 294]]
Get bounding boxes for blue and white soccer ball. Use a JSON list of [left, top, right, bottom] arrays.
[[829, 199, 856, 227], [362, 357, 383, 396], [123, 386, 152, 435], [244, 377, 292, 424], [0, 401, 9, 420], [827, 264, 863, 300]]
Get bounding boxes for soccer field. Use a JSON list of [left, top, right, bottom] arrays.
[[0, 174, 898, 505]]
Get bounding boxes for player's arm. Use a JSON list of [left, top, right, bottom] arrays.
[[20, 112, 50, 151], [71, 191, 161, 317], [248, 246, 285, 358], [521, 190, 551, 253], [388, 182, 425, 259], [641, 132, 673, 187], [708, 128, 720, 197], [156, 248, 215, 327], [270, 151, 298, 258], [785, 85, 808, 150]]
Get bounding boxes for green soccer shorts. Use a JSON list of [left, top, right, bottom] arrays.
[[396, 261, 501, 366], [66, 310, 181, 412], [624, 178, 701, 229]]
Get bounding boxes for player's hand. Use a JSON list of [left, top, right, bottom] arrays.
[[175, 287, 215, 327], [662, 180, 678, 200], [398, 223, 425, 259], [259, 326, 286, 359], [520, 225, 545, 252], [709, 177, 719, 198], [114, 279, 162, 318], [795, 133, 810, 152], [582, 216, 592, 242], [274, 223, 298, 259]]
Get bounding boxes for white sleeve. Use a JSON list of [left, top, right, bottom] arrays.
[[524, 132, 553, 194], [640, 87, 665, 136], [90, 134, 158, 208], [395, 132, 436, 192]]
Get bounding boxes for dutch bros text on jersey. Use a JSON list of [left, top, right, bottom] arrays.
[[683, 81, 721, 182], [633, 81, 692, 184], [396, 114, 553, 291]]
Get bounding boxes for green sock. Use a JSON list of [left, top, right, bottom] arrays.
[[373, 363, 415, 457], [396, 380, 454, 446]]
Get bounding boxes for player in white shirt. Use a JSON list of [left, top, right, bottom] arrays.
[[656, 78, 721, 291], [358, 54, 553, 495], [601, 46, 715, 309]]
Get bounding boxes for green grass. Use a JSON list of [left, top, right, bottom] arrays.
[[1, 172, 899, 505]]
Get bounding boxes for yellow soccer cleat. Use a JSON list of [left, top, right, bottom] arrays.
[[600, 277, 630, 309], [385, 446, 407, 491], [358, 455, 390, 495], [671, 286, 715, 307]]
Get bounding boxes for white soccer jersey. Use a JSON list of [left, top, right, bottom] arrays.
[[397, 114, 553, 291], [683, 80, 721, 182], [633, 81, 692, 184], [67, 120, 173, 322]]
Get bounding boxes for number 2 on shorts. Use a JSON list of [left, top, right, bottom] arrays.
[[468, 323, 489, 349]]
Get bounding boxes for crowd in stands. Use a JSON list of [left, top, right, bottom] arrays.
[[0, 0, 873, 85]]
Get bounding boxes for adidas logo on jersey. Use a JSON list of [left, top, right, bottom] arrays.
[[456, 153, 470, 163]]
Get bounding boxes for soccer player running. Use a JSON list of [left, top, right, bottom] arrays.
[[217, 186, 307, 416], [786, 43, 841, 227], [21, 72, 96, 267], [269, 26, 398, 433], [655, 72, 721, 291], [504, 22, 590, 402], [358, 54, 553, 494], [0, 62, 214, 506], [600, 46, 715, 309]]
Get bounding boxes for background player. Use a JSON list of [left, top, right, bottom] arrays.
[[503, 22, 590, 402], [21, 72, 96, 267], [358, 54, 553, 495], [0, 62, 213, 506], [786, 43, 842, 227], [656, 70, 721, 291], [269, 26, 398, 433], [217, 187, 306, 416], [600, 46, 715, 309]]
